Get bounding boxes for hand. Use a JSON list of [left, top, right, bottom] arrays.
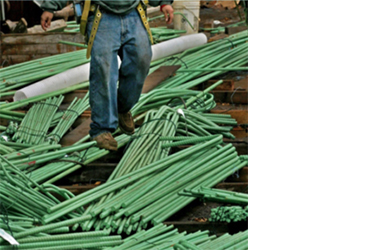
[[161, 5, 174, 24], [41, 11, 54, 31]]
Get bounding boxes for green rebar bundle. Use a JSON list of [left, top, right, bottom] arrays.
[[209, 206, 248, 223], [71, 135, 225, 230], [149, 30, 248, 90], [41, 135, 223, 224], [70, 81, 237, 232], [69, 135, 247, 232], [47, 92, 90, 144], [151, 27, 187, 43], [107, 224, 216, 250], [198, 230, 248, 250], [105, 224, 248, 250], [8, 141, 96, 171], [0, 143, 15, 154], [111, 106, 179, 177], [131, 88, 217, 116], [1, 81, 89, 111], [180, 186, 248, 205], [0, 154, 79, 223], [29, 133, 132, 185], [12, 96, 64, 145], [0, 228, 123, 249], [0, 50, 89, 92]]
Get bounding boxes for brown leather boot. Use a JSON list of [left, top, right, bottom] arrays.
[[118, 112, 135, 135], [92, 132, 118, 151]]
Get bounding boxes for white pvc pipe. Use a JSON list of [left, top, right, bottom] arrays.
[[151, 33, 207, 61], [14, 33, 207, 101], [14, 64, 90, 101]]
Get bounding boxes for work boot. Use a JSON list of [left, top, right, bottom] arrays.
[[92, 132, 118, 151], [118, 112, 135, 135]]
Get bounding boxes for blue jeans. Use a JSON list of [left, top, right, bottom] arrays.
[[87, 8, 152, 138]]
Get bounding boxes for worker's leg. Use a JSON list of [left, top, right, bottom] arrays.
[[87, 12, 122, 138], [117, 9, 152, 114]]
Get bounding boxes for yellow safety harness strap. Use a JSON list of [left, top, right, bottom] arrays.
[[86, 6, 102, 59], [79, 0, 91, 36], [137, 0, 154, 45]]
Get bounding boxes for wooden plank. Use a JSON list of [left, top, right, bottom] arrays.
[[208, 33, 228, 43], [63, 90, 89, 103], [203, 19, 214, 29], [1, 32, 85, 45], [204, 80, 234, 91], [216, 0, 238, 9], [229, 142, 247, 155], [225, 26, 248, 35], [215, 182, 248, 193], [72, 116, 91, 129], [142, 66, 181, 93], [58, 157, 247, 184], [223, 137, 248, 143], [1, 55, 53, 65], [87, 163, 118, 168], [58, 185, 96, 195], [230, 126, 248, 138], [59, 182, 248, 195], [64, 164, 116, 184], [210, 105, 248, 125], [210, 90, 248, 104], [234, 74, 248, 89], [2, 44, 82, 55], [60, 118, 92, 147], [223, 110, 248, 124]]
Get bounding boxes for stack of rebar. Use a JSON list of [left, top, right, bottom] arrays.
[[180, 187, 248, 205], [150, 30, 248, 90], [38, 135, 246, 233], [104, 224, 248, 250], [12, 96, 64, 145], [47, 93, 89, 144], [70, 84, 239, 232], [209, 206, 248, 223], [0, 154, 80, 223], [29, 133, 132, 186], [0, 28, 248, 248], [151, 27, 187, 43], [6, 230, 123, 250], [0, 50, 89, 93]]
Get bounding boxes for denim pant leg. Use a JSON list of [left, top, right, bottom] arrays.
[[117, 10, 152, 114], [87, 13, 121, 138]]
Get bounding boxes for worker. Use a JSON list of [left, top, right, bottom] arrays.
[[40, 1, 174, 151]]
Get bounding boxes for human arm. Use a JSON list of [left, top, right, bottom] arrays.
[[40, 1, 68, 30], [160, 4, 174, 24], [148, 0, 174, 24]]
